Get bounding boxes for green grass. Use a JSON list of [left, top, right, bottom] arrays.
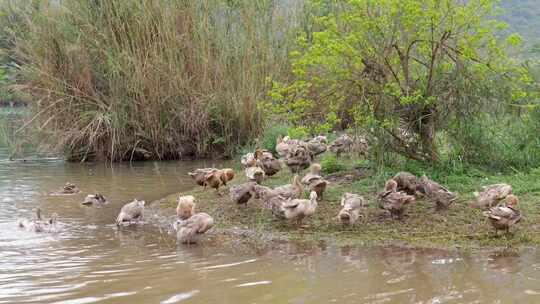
[[155, 153, 540, 250]]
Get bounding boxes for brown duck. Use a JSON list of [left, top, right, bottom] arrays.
[[392, 172, 421, 196], [175, 212, 214, 244], [301, 163, 328, 200], [483, 195, 521, 234], [418, 175, 457, 209], [471, 183, 512, 209], [230, 182, 257, 206], [377, 179, 415, 219]]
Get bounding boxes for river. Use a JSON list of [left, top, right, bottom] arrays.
[[1, 146, 540, 303]]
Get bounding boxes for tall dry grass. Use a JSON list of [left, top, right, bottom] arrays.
[[6, 0, 303, 161]]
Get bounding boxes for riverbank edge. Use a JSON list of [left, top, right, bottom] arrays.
[[152, 166, 540, 251]]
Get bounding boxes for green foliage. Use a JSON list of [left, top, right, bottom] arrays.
[[320, 153, 345, 174], [261, 124, 289, 154], [269, 0, 531, 163], [287, 126, 309, 139]]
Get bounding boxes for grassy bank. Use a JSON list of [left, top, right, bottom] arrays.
[[155, 156, 540, 250]]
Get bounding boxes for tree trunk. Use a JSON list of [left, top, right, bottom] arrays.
[[419, 108, 438, 163]]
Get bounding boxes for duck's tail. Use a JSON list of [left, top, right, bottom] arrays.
[[116, 212, 124, 226]]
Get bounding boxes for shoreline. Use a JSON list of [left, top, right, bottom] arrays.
[[153, 164, 540, 251]]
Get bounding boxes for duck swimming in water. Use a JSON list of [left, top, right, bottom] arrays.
[[175, 212, 214, 244], [116, 199, 145, 226], [18, 208, 59, 233], [50, 182, 80, 195], [82, 193, 108, 206]]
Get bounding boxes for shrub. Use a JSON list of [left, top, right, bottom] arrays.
[[261, 124, 289, 155], [320, 153, 345, 174]]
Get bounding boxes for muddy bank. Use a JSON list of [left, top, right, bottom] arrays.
[[153, 167, 540, 251]]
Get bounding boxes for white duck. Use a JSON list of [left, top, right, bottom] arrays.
[[281, 191, 318, 226], [338, 193, 367, 226]]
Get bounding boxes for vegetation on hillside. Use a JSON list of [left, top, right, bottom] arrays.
[[501, 0, 540, 55]]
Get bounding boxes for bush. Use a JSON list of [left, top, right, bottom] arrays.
[[261, 124, 289, 155]]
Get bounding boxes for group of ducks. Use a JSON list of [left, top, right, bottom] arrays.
[[18, 182, 211, 244], [18, 134, 522, 244], [376, 173, 522, 234]]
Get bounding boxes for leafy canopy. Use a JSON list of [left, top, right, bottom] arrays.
[[268, 0, 531, 162]]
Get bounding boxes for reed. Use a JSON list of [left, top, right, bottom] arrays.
[[7, 0, 302, 161]]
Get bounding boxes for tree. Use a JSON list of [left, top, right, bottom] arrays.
[[268, 0, 529, 162]]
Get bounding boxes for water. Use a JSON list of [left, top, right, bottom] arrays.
[[1, 148, 540, 303]]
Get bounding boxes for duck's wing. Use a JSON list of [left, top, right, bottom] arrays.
[[282, 198, 301, 209]]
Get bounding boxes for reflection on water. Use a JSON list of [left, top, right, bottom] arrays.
[[1, 150, 540, 303]]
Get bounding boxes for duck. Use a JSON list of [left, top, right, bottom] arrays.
[[176, 195, 196, 220], [276, 135, 299, 158], [284, 144, 311, 173], [338, 193, 367, 226], [188, 168, 215, 187], [241, 152, 257, 168], [471, 183, 512, 209], [219, 168, 235, 185], [251, 175, 304, 210], [281, 191, 318, 226], [50, 182, 80, 195], [351, 134, 369, 157], [273, 175, 304, 200], [18, 208, 59, 233], [483, 194, 521, 234], [377, 179, 416, 219], [175, 212, 214, 244], [256, 149, 282, 176], [301, 163, 328, 200], [245, 166, 265, 184], [203, 169, 225, 194], [82, 193, 108, 206], [306, 135, 328, 157], [116, 199, 145, 226], [417, 175, 457, 209], [230, 182, 257, 206], [392, 172, 421, 196], [329, 134, 353, 157]]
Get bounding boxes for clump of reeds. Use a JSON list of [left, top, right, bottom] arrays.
[[5, 0, 302, 161]]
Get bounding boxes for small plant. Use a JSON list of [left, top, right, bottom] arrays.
[[321, 153, 345, 174], [287, 126, 309, 140], [261, 124, 289, 154]]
